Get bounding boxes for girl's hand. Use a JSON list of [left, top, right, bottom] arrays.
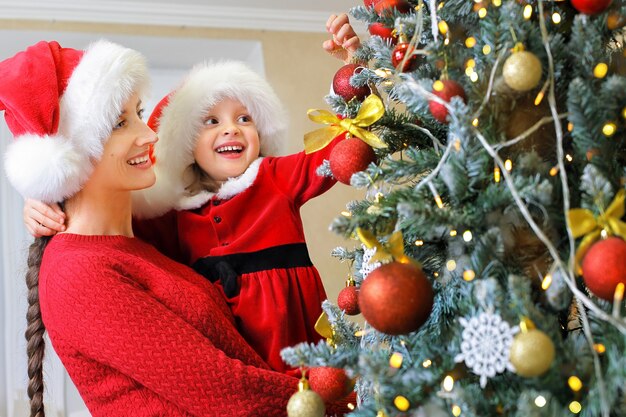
[[23, 198, 65, 237], [323, 13, 362, 64]]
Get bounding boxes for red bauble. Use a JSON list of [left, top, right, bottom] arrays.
[[392, 42, 420, 72], [329, 137, 376, 185], [364, 0, 380, 7], [337, 285, 360, 315], [309, 367, 352, 403], [374, 0, 412, 16], [368, 23, 398, 45], [359, 262, 433, 335], [428, 79, 466, 123], [581, 237, 626, 300], [570, 0, 612, 15], [332, 64, 370, 102]]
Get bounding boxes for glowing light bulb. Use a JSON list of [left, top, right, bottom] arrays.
[[394, 396, 410, 411], [462, 230, 473, 242], [541, 274, 552, 290], [594, 63, 608, 78], [463, 270, 476, 281], [602, 122, 617, 136], [482, 44, 492, 55], [465, 37, 477, 48], [422, 359, 432, 368], [443, 375, 454, 391], [534, 395, 547, 407], [504, 159, 513, 171], [433, 80, 445, 92], [478, 7, 487, 18], [438, 21, 449, 35], [415, 240, 424, 246], [389, 352, 404, 368], [446, 260, 457, 271], [552, 12, 561, 24], [569, 401, 582, 414], [450, 229, 457, 237], [472, 118, 479, 127], [452, 405, 462, 416], [523, 4, 533, 19], [568, 376, 583, 392]]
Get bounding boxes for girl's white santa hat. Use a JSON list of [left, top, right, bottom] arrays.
[[0, 40, 150, 202], [133, 61, 287, 218]]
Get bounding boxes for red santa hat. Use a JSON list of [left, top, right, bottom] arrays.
[[0, 40, 150, 203], [132, 60, 287, 218]]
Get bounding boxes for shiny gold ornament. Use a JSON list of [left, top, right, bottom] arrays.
[[503, 50, 543, 92], [287, 377, 326, 417], [509, 328, 555, 377]]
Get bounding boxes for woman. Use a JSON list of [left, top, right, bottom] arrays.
[[0, 40, 311, 417]]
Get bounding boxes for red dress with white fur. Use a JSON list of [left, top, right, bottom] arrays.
[[136, 139, 340, 373]]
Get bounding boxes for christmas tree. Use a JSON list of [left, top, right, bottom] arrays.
[[282, 1, 626, 416]]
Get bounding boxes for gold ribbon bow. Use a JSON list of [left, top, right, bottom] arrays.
[[304, 94, 387, 154], [356, 228, 414, 265], [314, 312, 336, 348], [568, 189, 626, 269]]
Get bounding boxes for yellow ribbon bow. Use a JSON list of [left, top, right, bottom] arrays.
[[314, 312, 336, 348], [303, 94, 387, 154], [356, 228, 414, 265], [568, 189, 626, 269]]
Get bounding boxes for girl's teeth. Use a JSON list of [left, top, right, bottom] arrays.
[[217, 145, 243, 153]]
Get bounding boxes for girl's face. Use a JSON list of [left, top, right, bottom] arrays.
[[86, 92, 158, 193], [193, 97, 261, 184]]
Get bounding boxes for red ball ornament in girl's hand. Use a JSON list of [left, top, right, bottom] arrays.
[[332, 64, 370, 102], [309, 367, 352, 403], [337, 285, 360, 315], [329, 137, 376, 185], [581, 237, 626, 301], [392, 42, 420, 72], [368, 23, 398, 45], [428, 79, 466, 123], [374, 0, 412, 16], [359, 262, 433, 335], [570, 0, 612, 15]]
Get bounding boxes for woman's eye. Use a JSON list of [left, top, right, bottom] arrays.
[[137, 108, 145, 119], [113, 119, 126, 130]]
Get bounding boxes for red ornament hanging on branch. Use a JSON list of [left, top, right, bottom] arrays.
[[391, 33, 420, 73], [359, 261, 434, 335], [332, 63, 370, 102], [308, 367, 353, 403], [329, 136, 377, 185], [570, 0, 612, 15], [337, 277, 360, 315], [374, 0, 412, 16], [581, 237, 626, 301], [428, 79, 466, 123], [368, 23, 398, 45]]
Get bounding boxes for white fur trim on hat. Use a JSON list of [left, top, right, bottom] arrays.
[[133, 61, 287, 218], [6, 40, 149, 202]]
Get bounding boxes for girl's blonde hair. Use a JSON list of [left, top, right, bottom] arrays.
[[184, 162, 220, 196]]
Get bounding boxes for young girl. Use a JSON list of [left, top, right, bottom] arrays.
[[24, 13, 362, 376], [2, 40, 316, 417]]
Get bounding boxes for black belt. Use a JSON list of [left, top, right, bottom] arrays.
[[192, 243, 313, 297]]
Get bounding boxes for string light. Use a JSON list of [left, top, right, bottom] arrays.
[[602, 122, 617, 136], [450, 229, 457, 237], [478, 7, 487, 18], [341, 211, 352, 217], [446, 260, 457, 271], [567, 122, 574, 132], [482, 44, 492, 55], [472, 118, 479, 127], [438, 2, 444, 10], [466, 58, 476, 68], [394, 396, 410, 411], [466, 67, 476, 77], [374, 68, 393, 78], [622, 106, 626, 119], [492, 0, 501, 6], [494, 166, 501, 183], [615, 282, 625, 303], [569, 401, 582, 414], [422, 359, 432, 368], [435, 195, 444, 208], [390, 352, 404, 368], [438, 21, 449, 35], [523, 4, 533, 19], [451, 405, 462, 416], [433, 80, 445, 92], [433, 272, 439, 277], [415, 239, 424, 246], [443, 375, 455, 391], [463, 270, 476, 281], [568, 376, 583, 392], [549, 166, 558, 176], [465, 37, 477, 48], [594, 63, 608, 78], [534, 395, 547, 407], [504, 159, 513, 171], [454, 139, 462, 151], [552, 12, 562, 24], [534, 90, 545, 106], [594, 343, 606, 354], [347, 403, 355, 411], [470, 72, 479, 82], [541, 274, 553, 290], [463, 230, 473, 242]]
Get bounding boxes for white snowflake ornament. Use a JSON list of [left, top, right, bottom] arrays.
[[359, 244, 382, 278], [454, 312, 518, 388]]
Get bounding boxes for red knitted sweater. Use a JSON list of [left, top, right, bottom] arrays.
[[39, 233, 297, 417]]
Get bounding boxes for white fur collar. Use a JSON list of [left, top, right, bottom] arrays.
[[217, 157, 264, 200]]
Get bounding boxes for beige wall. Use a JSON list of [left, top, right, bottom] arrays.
[[1, 19, 364, 303]]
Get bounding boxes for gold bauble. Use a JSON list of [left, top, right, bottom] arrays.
[[509, 329, 555, 377], [503, 51, 543, 92], [287, 389, 325, 417]]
